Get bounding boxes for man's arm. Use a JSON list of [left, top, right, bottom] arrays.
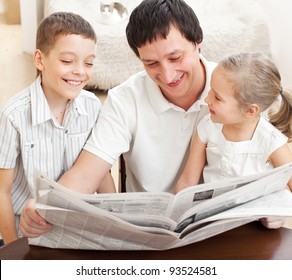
[[58, 149, 115, 193]]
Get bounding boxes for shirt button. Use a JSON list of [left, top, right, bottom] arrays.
[[65, 129, 68, 134]]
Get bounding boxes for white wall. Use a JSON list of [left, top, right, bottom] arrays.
[[0, 0, 5, 13], [20, 0, 44, 54], [256, 0, 292, 88]]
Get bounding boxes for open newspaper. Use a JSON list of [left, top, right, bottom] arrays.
[[29, 162, 292, 250]]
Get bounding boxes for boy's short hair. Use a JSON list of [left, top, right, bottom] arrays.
[[36, 12, 96, 54]]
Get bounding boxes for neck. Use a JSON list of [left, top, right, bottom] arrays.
[[222, 116, 260, 142], [49, 99, 69, 125]]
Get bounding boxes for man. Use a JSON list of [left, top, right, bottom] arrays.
[[20, 0, 284, 237]]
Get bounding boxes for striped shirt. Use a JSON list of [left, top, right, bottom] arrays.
[[0, 76, 101, 218]]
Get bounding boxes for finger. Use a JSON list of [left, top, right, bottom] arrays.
[[19, 214, 52, 238], [260, 217, 285, 229], [19, 199, 52, 237]]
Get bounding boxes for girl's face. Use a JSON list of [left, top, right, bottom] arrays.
[[205, 67, 247, 125], [35, 34, 96, 102]]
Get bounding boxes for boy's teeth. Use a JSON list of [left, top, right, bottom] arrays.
[[67, 80, 82, 85]]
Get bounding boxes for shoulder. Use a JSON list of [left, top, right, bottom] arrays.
[[106, 71, 153, 110], [258, 118, 287, 140], [78, 89, 101, 102], [0, 87, 31, 118], [76, 89, 102, 108], [109, 71, 149, 97], [257, 117, 288, 155], [197, 115, 217, 142], [198, 114, 219, 131], [200, 55, 217, 74]]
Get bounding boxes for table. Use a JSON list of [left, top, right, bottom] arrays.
[[1, 222, 292, 260]]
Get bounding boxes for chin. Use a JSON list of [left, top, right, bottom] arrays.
[[210, 115, 219, 123]]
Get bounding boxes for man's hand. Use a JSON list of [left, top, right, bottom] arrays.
[[260, 216, 286, 229], [19, 199, 52, 238]]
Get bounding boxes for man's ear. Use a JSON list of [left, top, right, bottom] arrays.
[[245, 104, 260, 117], [196, 41, 203, 53], [33, 49, 45, 71]]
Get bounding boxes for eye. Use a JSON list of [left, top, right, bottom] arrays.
[[144, 61, 158, 68], [85, 62, 94, 67], [169, 56, 181, 62], [61, 60, 72, 64], [215, 95, 221, 101]]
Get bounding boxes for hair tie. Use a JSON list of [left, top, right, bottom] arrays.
[[280, 87, 283, 95]]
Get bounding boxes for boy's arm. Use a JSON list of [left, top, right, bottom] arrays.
[[20, 150, 116, 238], [0, 168, 18, 244], [58, 149, 116, 193], [19, 199, 52, 238], [175, 131, 206, 193]]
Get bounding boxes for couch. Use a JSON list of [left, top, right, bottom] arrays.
[[44, 0, 271, 90]]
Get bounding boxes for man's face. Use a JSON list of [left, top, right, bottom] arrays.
[[137, 26, 203, 108]]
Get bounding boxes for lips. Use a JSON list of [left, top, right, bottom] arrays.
[[64, 79, 83, 86], [209, 108, 215, 114], [168, 74, 184, 87]]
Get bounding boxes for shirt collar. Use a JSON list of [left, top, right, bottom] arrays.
[[31, 76, 52, 126], [72, 93, 88, 117], [31, 76, 88, 126]]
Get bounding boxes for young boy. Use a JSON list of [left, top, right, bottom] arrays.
[[0, 12, 115, 245]]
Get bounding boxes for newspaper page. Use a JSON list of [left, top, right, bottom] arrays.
[[29, 162, 292, 250], [30, 188, 292, 250], [30, 204, 179, 250], [35, 174, 177, 230], [170, 162, 292, 224], [34, 162, 292, 232], [177, 189, 292, 246]]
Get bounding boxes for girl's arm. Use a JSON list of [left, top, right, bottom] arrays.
[[269, 143, 292, 191], [175, 131, 206, 193], [0, 168, 18, 244]]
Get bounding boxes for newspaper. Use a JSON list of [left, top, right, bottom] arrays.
[[29, 162, 292, 250]]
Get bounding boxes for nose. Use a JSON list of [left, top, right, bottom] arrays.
[[205, 92, 211, 105], [72, 62, 86, 75], [159, 63, 176, 84]]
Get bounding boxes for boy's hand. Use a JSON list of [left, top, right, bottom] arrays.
[[19, 199, 52, 238]]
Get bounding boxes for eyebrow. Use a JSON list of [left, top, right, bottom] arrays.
[[213, 88, 224, 100], [141, 49, 184, 63], [59, 51, 96, 59]]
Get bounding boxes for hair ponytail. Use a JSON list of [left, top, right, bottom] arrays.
[[269, 89, 292, 141]]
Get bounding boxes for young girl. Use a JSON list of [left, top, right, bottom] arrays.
[[176, 52, 292, 193]]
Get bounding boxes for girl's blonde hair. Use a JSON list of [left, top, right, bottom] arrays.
[[217, 52, 292, 141]]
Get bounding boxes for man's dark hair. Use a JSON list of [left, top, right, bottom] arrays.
[[126, 0, 203, 57]]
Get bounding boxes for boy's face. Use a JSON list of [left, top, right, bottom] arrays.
[[35, 34, 96, 102]]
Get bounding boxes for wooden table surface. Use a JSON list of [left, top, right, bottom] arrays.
[[1, 222, 292, 260]]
